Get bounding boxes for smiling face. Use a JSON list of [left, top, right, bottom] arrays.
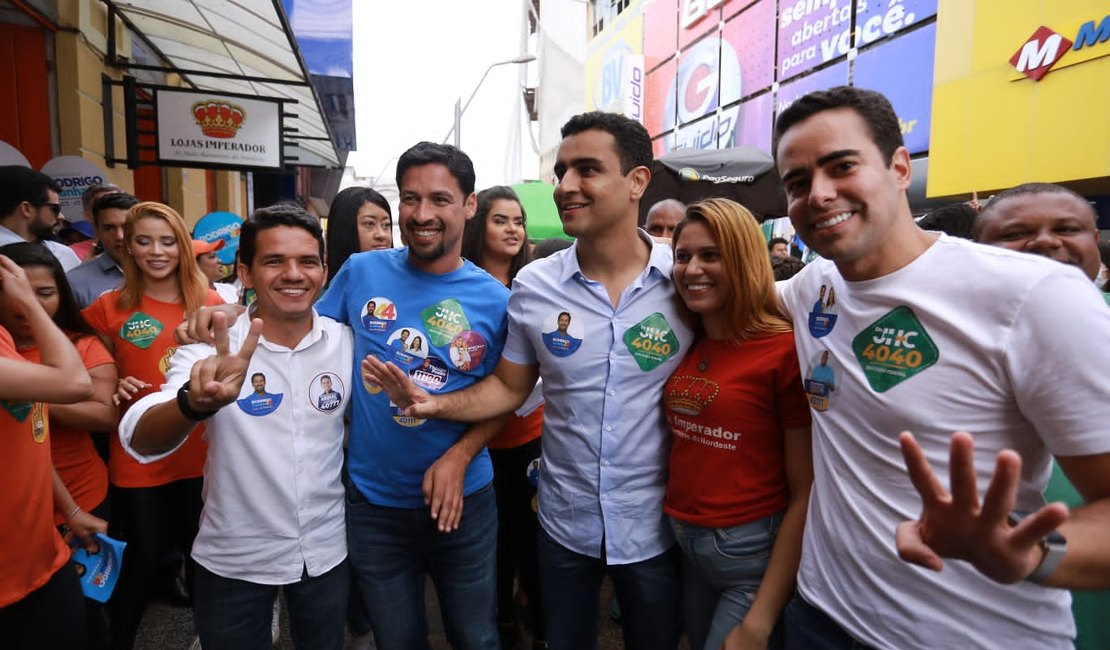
[[239, 225, 326, 324], [356, 200, 393, 252], [251, 374, 266, 394], [976, 192, 1100, 281], [398, 163, 475, 273], [129, 217, 181, 282], [321, 375, 332, 392], [553, 129, 647, 240], [776, 107, 914, 281], [483, 198, 525, 261], [673, 220, 729, 335], [0, 265, 59, 346]]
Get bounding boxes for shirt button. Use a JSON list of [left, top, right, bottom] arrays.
[[608, 390, 615, 396], [604, 425, 613, 432], [603, 460, 610, 467]]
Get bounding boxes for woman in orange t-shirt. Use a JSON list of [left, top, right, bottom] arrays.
[[0, 250, 94, 649], [83, 202, 221, 650], [461, 185, 547, 648], [664, 199, 813, 650]]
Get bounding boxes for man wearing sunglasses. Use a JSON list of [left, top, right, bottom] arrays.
[[0, 165, 82, 271]]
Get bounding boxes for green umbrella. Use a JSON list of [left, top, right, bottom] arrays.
[[511, 182, 570, 241]]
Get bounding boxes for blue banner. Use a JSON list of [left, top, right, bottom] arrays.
[[852, 23, 936, 155]]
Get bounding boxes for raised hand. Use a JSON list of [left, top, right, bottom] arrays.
[[186, 312, 263, 412], [361, 354, 440, 419]]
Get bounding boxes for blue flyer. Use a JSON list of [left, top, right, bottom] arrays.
[[71, 533, 127, 603]]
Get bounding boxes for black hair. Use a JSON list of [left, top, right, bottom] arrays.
[[533, 237, 573, 258], [395, 142, 476, 197], [767, 236, 790, 251], [0, 242, 96, 337], [770, 254, 807, 281], [0, 166, 62, 217], [974, 183, 1096, 239], [560, 111, 653, 174], [81, 183, 121, 211], [325, 186, 392, 283], [461, 185, 531, 284], [773, 86, 904, 166], [251, 372, 265, 382], [90, 192, 140, 226], [239, 203, 325, 267], [918, 202, 978, 239]]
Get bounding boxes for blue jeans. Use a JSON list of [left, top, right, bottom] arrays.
[[669, 512, 783, 650], [346, 482, 499, 650], [193, 560, 349, 650], [783, 594, 875, 650], [537, 527, 681, 650]]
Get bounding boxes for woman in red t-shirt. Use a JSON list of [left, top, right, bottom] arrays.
[[461, 185, 547, 649], [83, 201, 221, 650], [0, 250, 94, 649], [664, 199, 813, 650]]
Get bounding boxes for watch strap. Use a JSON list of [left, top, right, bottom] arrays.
[[176, 380, 219, 421]]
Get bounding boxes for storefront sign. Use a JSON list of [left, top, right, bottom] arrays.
[[854, 23, 936, 154], [1010, 13, 1109, 81], [156, 89, 282, 170]]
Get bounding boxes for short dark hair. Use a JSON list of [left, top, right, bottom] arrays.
[[533, 237, 573, 259], [90, 192, 140, 226], [461, 185, 531, 283], [395, 142, 476, 197], [767, 236, 790, 251], [0, 166, 62, 217], [81, 183, 121, 211], [560, 111, 652, 174], [773, 86, 903, 166], [975, 182, 1095, 233], [239, 203, 325, 267], [0, 242, 95, 337], [770, 254, 807, 281], [918, 202, 978, 240], [325, 186, 392, 283]]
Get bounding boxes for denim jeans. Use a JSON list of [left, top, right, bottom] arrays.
[[783, 594, 875, 650], [669, 512, 783, 650], [346, 482, 499, 650], [193, 560, 349, 650], [537, 527, 681, 650]]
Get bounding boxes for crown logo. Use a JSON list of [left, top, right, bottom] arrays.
[[192, 100, 245, 138], [665, 374, 719, 416]]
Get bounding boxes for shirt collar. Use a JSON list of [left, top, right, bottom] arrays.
[[96, 254, 122, 272], [556, 228, 673, 283], [241, 306, 326, 352]]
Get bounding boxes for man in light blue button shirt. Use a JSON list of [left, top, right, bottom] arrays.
[[365, 112, 693, 650]]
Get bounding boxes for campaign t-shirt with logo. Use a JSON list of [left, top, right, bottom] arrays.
[[84, 289, 223, 488]]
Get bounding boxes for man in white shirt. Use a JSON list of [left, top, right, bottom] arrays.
[[119, 204, 353, 650], [0, 165, 82, 271]]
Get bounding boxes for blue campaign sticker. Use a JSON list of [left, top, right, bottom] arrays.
[[541, 310, 583, 357], [236, 372, 283, 416], [391, 401, 425, 428], [804, 349, 839, 412], [360, 296, 397, 333], [409, 356, 450, 391], [526, 457, 541, 488], [309, 371, 345, 413], [386, 325, 428, 369], [808, 283, 839, 338]]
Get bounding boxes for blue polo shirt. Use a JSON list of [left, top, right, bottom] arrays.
[[317, 248, 509, 508], [502, 231, 693, 564]]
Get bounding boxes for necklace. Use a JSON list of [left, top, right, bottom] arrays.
[[697, 342, 709, 372]]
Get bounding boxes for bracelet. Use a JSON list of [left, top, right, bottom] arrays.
[[176, 380, 219, 421], [66, 505, 81, 521]]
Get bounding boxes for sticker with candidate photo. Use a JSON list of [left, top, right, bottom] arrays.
[[804, 350, 839, 412], [309, 371, 345, 412], [409, 356, 450, 391], [448, 331, 487, 371], [526, 457, 541, 488], [541, 310, 583, 357], [360, 297, 397, 333], [807, 284, 839, 338], [236, 372, 284, 416], [386, 326, 428, 369]]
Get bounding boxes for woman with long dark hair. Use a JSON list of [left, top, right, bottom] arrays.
[[82, 202, 222, 650], [664, 199, 812, 650], [461, 185, 546, 649], [325, 186, 393, 283]]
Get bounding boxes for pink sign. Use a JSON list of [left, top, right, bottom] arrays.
[[720, 0, 776, 106], [645, 0, 679, 72]]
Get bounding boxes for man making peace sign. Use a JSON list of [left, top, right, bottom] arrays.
[[119, 204, 354, 650]]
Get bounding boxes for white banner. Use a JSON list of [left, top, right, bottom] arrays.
[[156, 89, 282, 169]]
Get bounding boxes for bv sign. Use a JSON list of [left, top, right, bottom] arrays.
[[1010, 14, 1109, 81]]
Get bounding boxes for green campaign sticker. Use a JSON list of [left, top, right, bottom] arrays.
[[120, 312, 164, 349], [851, 306, 939, 392], [622, 312, 680, 372], [420, 299, 471, 347], [1, 400, 32, 422]]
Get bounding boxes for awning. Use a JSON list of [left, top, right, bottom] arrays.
[[104, 0, 340, 168]]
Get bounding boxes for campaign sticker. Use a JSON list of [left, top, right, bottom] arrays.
[[421, 299, 470, 347], [362, 352, 386, 395], [409, 356, 450, 391], [120, 312, 163, 349], [851, 306, 939, 393], [1, 399, 32, 423], [391, 401, 425, 428], [310, 371, 345, 412], [622, 313, 680, 371], [236, 372, 283, 416], [808, 284, 839, 338], [541, 310, 583, 357], [526, 457, 541, 488], [804, 350, 839, 412], [158, 347, 177, 376], [360, 297, 397, 332], [448, 331, 487, 371], [387, 326, 428, 369]]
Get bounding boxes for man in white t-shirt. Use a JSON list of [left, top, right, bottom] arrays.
[[772, 86, 1110, 650], [119, 204, 353, 650]]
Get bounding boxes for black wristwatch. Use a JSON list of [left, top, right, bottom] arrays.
[[176, 380, 219, 421], [1009, 510, 1067, 584]]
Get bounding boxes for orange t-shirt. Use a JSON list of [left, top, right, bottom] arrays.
[[488, 405, 544, 450], [19, 335, 114, 522], [83, 289, 222, 488], [0, 327, 70, 607]]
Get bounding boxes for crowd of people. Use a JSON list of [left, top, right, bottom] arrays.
[[0, 85, 1107, 650]]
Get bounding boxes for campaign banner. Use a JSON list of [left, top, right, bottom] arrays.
[[729, 91, 774, 155], [40, 156, 111, 223], [854, 0, 937, 48], [720, 0, 776, 105], [853, 23, 936, 154], [776, 61, 849, 116], [156, 89, 282, 170], [193, 211, 243, 266], [71, 533, 126, 603]]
